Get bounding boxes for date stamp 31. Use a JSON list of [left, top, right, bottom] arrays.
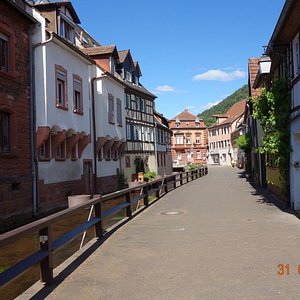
[[277, 264, 300, 276]]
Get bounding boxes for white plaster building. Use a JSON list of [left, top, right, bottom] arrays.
[[31, 2, 95, 210]]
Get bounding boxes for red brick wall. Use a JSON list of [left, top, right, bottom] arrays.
[[96, 175, 118, 194], [37, 175, 118, 213], [0, 2, 33, 219], [38, 178, 86, 211]]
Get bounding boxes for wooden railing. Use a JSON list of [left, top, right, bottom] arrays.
[[0, 167, 208, 288]]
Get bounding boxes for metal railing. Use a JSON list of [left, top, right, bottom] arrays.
[[0, 167, 208, 288]]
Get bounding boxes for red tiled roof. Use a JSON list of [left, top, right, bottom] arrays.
[[171, 109, 196, 121], [220, 100, 246, 125], [248, 58, 261, 97], [210, 100, 246, 127]]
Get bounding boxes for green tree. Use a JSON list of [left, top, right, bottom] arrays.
[[252, 79, 290, 196]]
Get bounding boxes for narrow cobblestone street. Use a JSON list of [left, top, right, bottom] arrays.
[[21, 166, 300, 299]]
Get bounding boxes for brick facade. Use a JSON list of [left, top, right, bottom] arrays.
[[0, 1, 34, 222]]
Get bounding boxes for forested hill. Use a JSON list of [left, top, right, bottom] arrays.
[[199, 84, 248, 127]]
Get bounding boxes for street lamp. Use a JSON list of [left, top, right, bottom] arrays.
[[258, 54, 271, 75]]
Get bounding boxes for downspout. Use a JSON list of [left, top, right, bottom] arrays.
[[153, 122, 158, 174], [30, 33, 54, 215], [91, 75, 107, 194]]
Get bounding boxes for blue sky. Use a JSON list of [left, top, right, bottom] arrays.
[[71, 0, 285, 119]]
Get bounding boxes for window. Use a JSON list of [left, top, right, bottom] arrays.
[[125, 156, 131, 168], [108, 93, 115, 124], [71, 146, 77, 160], [197, 151, 201, 159], [140, 99, 145, 112], [55, 142, 66, 160], [125, 94, 131, 108], [0, 23, 15, 75], [177, 151, 181, 160], [195, 135, 200, 144], [127, 124, 132, 140], [39, 140, 50, 160], [98, 147, 103, 161], [186, 136, 191, 144], [187, 150, 193, 159], [176, 135, 183, 144], [116, 98, 122, 126], [55, 65, 68, 109], [125, 70, 132, 82], [293, 34, 300, 77], [110, 57, 115, 74], [136, 96, 140, 111], [59, 17, 75, 43], [186, 122, 189, 127], [73, 75, 83, 114], [131, 95, 136, 110], [0, 111, 10, 152], [0, 33, 8, 72]]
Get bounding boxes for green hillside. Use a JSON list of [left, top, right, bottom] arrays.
[[199, 84, 248, 127]]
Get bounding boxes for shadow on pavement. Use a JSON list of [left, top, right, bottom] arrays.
[[236, 170, 296, 216]]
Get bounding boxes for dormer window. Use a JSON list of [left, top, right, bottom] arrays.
[[175, 118, 180, 128], [59, 15, 75, 44], [109, 57, 116, 74], [195, 117, 200, 127], [125, 70, 132, 82]]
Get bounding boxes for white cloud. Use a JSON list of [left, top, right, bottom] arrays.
[[154, 85, 175, 92], [193, 69, 246, 82], [200, 101, 221, 111]]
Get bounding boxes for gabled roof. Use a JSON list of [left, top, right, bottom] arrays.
[[210, 100, 246, 127], [248, 58, 261, 96], [171, 109, 197, 121], [81, 45, 119, 59], [118, 49, 135, 68], [134, 61, 142, 77], [268, 0, 299, 47], [33, 1, 80, 24], [122, 80, 157, 99]]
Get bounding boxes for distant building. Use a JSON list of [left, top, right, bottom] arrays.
[[207, 100, 246, 166], [169, 109, 207, 166], [118, 50, 157, 182], [154, 110, 173, 176]]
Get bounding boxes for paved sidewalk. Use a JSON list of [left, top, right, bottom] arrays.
[[23, 167, 300, 299]]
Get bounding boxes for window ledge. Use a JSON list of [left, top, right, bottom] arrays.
[[56, 103, 68, 111], [73, 110, 83, 115], [38, 158, 51, 162], [55, 158, 66, 161]]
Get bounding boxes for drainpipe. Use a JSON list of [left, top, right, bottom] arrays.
[[29, 33, 54, 215], [153, 122, 158, 174], [91, 75, 107, 194]]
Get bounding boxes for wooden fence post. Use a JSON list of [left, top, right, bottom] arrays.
[[94, 200, 104, 238], [126, 191, 132, 218], [143, 185, 149, 206], [39, 226, 53, 284]]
